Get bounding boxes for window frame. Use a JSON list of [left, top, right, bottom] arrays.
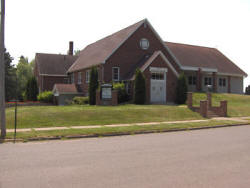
[[71, 73, 74, 84], [140, 38, 149, 50], [112, 67, 120, 81], [204, 77, 212, 86], [188, 75, 197, 85], [78, 72, 82, 84], [85, 70, 90, 83]]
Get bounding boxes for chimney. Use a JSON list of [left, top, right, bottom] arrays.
[[68, 41, 73, 55]]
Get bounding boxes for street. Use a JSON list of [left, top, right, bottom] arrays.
[[1, 125, 250, 188]]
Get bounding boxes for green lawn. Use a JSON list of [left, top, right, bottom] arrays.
[[6, 93, 250, 129], [6, 120, 246, 141], [6, 104, 202, 129], [192, 93, 250, 117]]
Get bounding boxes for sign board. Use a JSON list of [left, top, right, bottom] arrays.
[[102, 87, 112, 99]]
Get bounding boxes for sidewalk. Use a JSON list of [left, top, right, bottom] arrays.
[[6, 117, 250, 133]]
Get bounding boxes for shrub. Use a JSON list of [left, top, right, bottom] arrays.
[[245, 85, 250, 95], [175, 72, 188, 104], [37, 91, 53, 103], [134, 69, 146, 104], [113, 82, 129, 103], [88, 66, 99, 105], [25, 76, 38, 101], [73, 96, 89, 105]]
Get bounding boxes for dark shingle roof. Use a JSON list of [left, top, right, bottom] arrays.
[[67, 19, 145, 73], [165, 42, 247, 76], [35, 53, 78, 75], [53, 84, 78, 94]]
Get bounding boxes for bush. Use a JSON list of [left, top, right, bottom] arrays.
[[25, 76, 38, 101], [245, 85, 250, 95], [37, 91, 53, 103], [88, 66, 99, 105], [113, 82, 129, 103], [175, 72, 188, 104], [134, 69, 146, 104], [73, 96, 89, 105]]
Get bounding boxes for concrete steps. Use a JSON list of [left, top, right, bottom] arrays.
[[207, 110, 219, 118]]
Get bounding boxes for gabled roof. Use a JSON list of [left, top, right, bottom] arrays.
[[53, 84, 78, 94], [35, 53, 78, 76], [125, 51, 179, 80], [67, 19, 145, 73], [165, 42, 247, 77]]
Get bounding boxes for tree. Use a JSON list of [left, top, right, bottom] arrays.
[[134, 69, 146, 104], [88, 66, 99, 105], [25, 76, 38, 101], [246, 85, 250, 95], [4, 50, 16, 101], [175, 72, 188, 104], [16, 56, 33, 100]]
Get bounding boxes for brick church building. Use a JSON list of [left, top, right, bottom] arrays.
[[34, 19, 247, 104]]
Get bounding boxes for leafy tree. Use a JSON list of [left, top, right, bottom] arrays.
[[246, 85, 250, 95], [16, 56, 33, 100], [134, 69, 146, 104], [175, 72, 188, 104], [25, 76, 38, 101], [88, 66, 99, 105], [4, 50, 16, 101], [74, 49, 81, 56]]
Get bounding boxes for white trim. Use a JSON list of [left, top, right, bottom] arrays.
[[150, 67, 168, 73], [85, 70, 90, 83], [142, 51, 179, 77], [181, 66, 218, 72], [39, 74, 67, 77], [217, 72, 245, 78], [112, 67, 120, 81], [103, 20, 145, 63]]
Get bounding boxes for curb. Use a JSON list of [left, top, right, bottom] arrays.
[[1, 123, 249, 143]]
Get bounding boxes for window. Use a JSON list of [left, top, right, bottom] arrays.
[[151, 72, 164, 80], [112, 67, 120, 81], [78, 72, 82, 84], [204, 77, 212, 86], [85, 70, 90, 83], [219, 78, 226, 87], [140, 38, 149, 50], [71, 73, 74, 84], [188, 76, 196, 85]]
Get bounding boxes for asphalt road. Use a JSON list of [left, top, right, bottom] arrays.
[[1, 125, 250, 188]]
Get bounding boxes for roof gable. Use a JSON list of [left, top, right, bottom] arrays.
[[67, 19, 145, 73]]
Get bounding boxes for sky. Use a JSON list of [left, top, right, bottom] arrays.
[[5, 0, 250, 88]]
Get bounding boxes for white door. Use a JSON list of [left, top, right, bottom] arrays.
[[150, 72, 166, 103]]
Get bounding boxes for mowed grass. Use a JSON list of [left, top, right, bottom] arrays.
[[6, 120, 245, 141], [6, 93, 250, 129], [192, 93, 250, 117], [6, 104, 202, 129]]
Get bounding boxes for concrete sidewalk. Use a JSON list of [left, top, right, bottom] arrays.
[[6, 117, 249, 133]]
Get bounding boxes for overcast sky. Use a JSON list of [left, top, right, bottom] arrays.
[[5, 0, 250, 87]]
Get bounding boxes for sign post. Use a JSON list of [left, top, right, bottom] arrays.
[[0, 0, 6, 138]]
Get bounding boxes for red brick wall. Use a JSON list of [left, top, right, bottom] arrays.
[[103, 24, 180, 83], [142, 55, 178, 103], [42, 76, 69, 91]]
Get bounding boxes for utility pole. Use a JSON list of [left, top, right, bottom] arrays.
[[0, 0, 6, 138]]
